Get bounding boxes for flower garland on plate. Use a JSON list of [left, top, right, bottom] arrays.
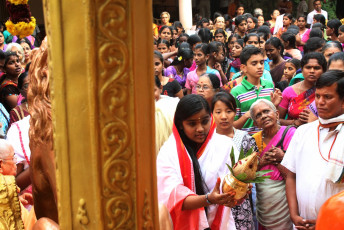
[[5, 0, 36, 39]]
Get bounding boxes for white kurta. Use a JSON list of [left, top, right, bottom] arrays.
[[6, 116, 31, 169], [281, 120, 344, 220], [157, 132, 238, 230]]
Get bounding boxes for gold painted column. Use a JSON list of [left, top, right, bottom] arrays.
[[43, 0, 158, 229]]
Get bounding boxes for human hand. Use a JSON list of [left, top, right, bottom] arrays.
[[271, 89, 283, 107], [234, 183, 252, 206], [292, 215, 316, 230], [259, 152, 275, 168], [269, 146, 285, 164], [214, 62, 223, 73], [208, 178, 237, 207], [19, 193, 33, 206], [299, 109, 311, 124], [307, 110, 318, 123]]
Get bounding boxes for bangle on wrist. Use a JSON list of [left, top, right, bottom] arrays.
[[205, 193, 212, 205]]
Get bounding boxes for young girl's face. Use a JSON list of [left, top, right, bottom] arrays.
[[160, 28, 172, 41], [157, 43, 169, 54], [208, 20, 214, 30], [213, 100, 235, 131], [231, 42, 243, 58], [214, 46, 225, 63], [194, 48, 207, 66], [182, 109, 211, 144], [177, 27, 183, 36], [238, 20, 248, 33], [271, 10, 280, 20], [153, 57, 163, 76], [258, 16, 264, 27], [236, 7, 244, 16], [259, 36, 266, 51], [283, 16, 292, 27], [265, 43, 280, 60], [246, 36, 259, 48], [297, 17, 306, 28], [247, 18, 255, 30], [338, 29, 344, 43], [172, 29, 178, 40], [214, 33, 225, 43], [283, 62, 297, 80], [228, 37, 238, 51]]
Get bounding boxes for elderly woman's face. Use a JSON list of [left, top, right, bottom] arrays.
[[252, 102, 278, 129], [11, 46, 23, 63]]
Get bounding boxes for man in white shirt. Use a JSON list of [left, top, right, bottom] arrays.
[[307, 0, 328, 26], [282, 70, 344, 229]]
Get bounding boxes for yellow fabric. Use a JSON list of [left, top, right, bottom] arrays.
[[252, 131, 266, 154], [21, 204, 37, 230], [0, 175, 24, 229]]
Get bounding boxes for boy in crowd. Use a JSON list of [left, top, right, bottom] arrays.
[[231, 46, 280, 135]]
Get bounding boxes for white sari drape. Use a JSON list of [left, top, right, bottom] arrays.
[[157, 132, 239, 230]]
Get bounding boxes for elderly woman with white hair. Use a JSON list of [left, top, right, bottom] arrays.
[[6, 43, 26, 69], [250, 99, 296, 230]]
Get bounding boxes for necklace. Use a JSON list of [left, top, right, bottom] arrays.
[[298, 81, 304, 95], [261, 125, 281, 153]]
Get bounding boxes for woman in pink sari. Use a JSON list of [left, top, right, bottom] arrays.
[[250, 99, 296, 230], [278, 52, 327, 126]]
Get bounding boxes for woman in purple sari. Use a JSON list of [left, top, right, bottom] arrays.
[[250, 99, 296, 230], [165, 46, 193, 93]]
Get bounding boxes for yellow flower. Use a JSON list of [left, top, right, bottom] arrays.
[[7, 0, 28, 5], [178, 56, 182, 61], [341, 18, 344, 25], [5, 16, 36, 39]]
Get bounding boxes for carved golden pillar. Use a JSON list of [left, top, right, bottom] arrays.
[[43, 0, 158, 228]]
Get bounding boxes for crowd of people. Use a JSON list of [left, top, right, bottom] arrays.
[[154, 0, 344, 229], [0, 18, 59, 228]]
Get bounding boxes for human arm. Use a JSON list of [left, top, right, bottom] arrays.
[[233, 111, 251, 130], [162, 50, 178, 60], [271, 88, 282, 107], [182, 178, 237, 210], [16, 163, 31, 191], [285, 170, 314, 229], [214, 62, 228, 85]]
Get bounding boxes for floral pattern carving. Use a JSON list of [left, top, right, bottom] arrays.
[[96, 0, 135, 229]]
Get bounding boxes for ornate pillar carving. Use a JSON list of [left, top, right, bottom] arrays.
[[43, 0, 158, 228]]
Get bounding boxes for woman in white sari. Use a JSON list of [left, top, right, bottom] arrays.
[[157, 94, 249, 230]]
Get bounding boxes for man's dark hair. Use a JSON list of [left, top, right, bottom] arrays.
[[314, 14, 326, 26], [313, 0, 321, 5], [301, 52, 327, 72], [316, 70, 344, 99], [240, 45, 263, 65]]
